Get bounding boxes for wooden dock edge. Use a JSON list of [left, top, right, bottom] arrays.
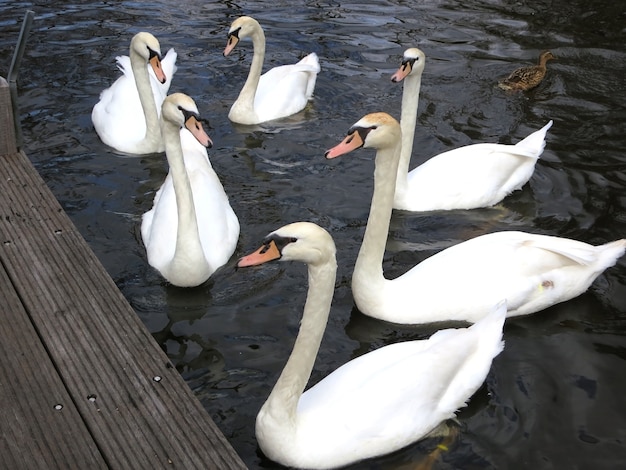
[[0, 78, 247, 468]]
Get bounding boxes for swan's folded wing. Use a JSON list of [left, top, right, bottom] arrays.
[[523, 235, 601, 266], [296, 52, 321, 71], [115, 55, 132, 76], [295, 321, 502, 453], [514, 120, 553, 154], [254, 53, 320, 117], [298, 335, 467, 429], [93, 57, 144, 141], [404, 143, 538, 209]]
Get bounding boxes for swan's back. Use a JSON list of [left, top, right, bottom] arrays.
[[92, 48, 177, 154], [289, 302, 506, 468], [92, 56, 144, 148], [401, 121, 552, 211], [405, 143, 534, 209], [380, 231, 626, 324], [254, 52, 320, 122]]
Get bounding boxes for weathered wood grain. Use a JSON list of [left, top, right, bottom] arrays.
[[0, 261, 108, 469], [0, 77, 17, 155]]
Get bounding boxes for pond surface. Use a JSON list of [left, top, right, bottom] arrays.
[[1, 1, 625, 468]]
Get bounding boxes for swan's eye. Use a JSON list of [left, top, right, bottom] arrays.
[[346, 126, 373, 145], [148, 48, 162, 63], [264, 235, 298, 254], [228, 27, 241, 41], [276, 236, 298, 250], [179, 107, 207, 131], [403, 58, 417, 69]]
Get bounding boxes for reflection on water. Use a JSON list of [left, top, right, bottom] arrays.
[[1, 1, 625, 468]]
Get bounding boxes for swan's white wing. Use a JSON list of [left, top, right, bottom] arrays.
[[179, 130, 240, 269], [142, 172, 178, 271], [515, 120, 553, 153], [93, 55, 144, 141], [93, 49, 177, 153], [296, 302, 505, 460], [143, 128, 239, 277], [386, 231, 625, 323], [254, 53, 320, 121], [405, 143, 538, 209], [402, 121, 552, 211]]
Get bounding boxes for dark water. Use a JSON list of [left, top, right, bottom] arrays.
[[1, 1, 625, 468]]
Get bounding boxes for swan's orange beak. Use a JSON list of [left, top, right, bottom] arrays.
[[324, 131, 365, 159], [149, 54, 167, 84], [224, 34, 240, 56], [391, 62, 411, 83], [184, 115, 213, 148], [238, 240, 281, 267]]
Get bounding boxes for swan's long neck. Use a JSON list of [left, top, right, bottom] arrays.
[[395, 72, 422, 200], [260, 260, 336, 425], [131, 51, 161, 149], [353, 143, 401, 293], [160, 120, 208, 277], [236, 27, 266, 115]]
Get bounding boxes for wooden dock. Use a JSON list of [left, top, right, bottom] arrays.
[[0, 77, 247, 469]]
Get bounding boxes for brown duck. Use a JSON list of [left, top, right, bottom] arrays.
[[498, 51, 555, 91]]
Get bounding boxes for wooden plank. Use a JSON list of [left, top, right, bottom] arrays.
[[0, 77, 17, 155], [0, 261, 107, 469], [0, 149, 247, 469], [0, 151, 247, 467]]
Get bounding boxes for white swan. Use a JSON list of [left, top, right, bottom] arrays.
[[238, 221, 506, 469], [92, 32, 177, 154], [141, 93, 239, 287], [325, 112, 626, 324], [390, 47, 552, 211], [223, 16, 320, 125]]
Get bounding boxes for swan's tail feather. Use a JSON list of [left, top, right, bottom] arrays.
[[298, 52, 321, 73], [115, 55, 132, 76], [596, 239, 626, 270], [526, 236, 626, 267], [297, 52, 320, 100], [162, 48, 178, 77], [514, 120, 553, 157], [468, 299, 507, 349], [435, 301, 506, 415]]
